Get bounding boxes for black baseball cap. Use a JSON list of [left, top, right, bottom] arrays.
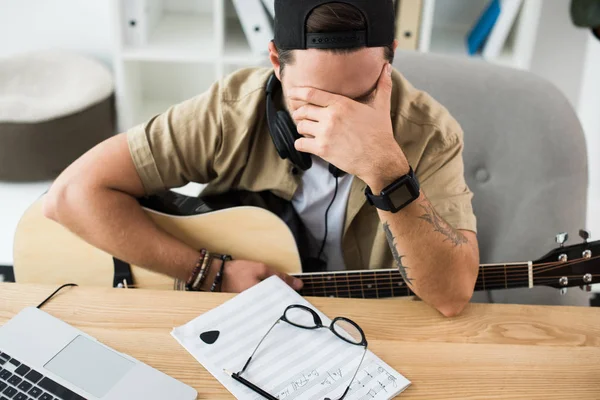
[[274, 0, 396, 50]]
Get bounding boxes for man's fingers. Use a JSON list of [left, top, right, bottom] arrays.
[[294, 137, 320, 155], [296, 119, 321, 136], [258, 266, 303, 290], [275, 271, 304, 290], [375, 63, 393, 109], [292, 104, 326, 122], [288, 87, 342, 107]]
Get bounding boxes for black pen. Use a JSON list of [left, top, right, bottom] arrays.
[[224, 369, 278, 400]]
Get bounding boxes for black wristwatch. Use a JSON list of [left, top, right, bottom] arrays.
[[365, 167, 420, 213]]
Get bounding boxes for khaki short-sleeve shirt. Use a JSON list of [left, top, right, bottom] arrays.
[[127, 67, 477, 271]]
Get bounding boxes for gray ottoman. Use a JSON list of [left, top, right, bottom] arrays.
[[0, 51, 115, 181]]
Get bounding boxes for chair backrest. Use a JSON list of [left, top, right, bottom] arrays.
[[394, 51, 588, 263]]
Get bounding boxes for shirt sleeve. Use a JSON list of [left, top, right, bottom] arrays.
[[416, 127, 478, 233], [126, 81, 223, 194]]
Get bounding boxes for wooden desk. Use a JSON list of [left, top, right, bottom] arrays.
[[1, 283, 599, 399]]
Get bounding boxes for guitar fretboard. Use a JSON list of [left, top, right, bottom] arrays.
[[294, 262, 532, 299]]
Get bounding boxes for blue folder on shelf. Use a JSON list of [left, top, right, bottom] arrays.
[[466, 0, 501, 55]]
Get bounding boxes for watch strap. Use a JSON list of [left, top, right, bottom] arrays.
[[365, 167, 419, 212]]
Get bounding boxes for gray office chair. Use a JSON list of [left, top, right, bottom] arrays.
[[394, 52, 590, 306]]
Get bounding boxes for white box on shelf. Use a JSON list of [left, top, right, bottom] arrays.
[[231, 0, 273, 56], [223, 0, 269, 65], [483, 0, 524, 60], [122, 0, 218, 62], [122, 0, 162, 46]]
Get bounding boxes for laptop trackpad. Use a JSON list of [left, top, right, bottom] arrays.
[[44, 335, 135, 398]]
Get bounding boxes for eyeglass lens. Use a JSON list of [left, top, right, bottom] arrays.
[[285, 306, 318, 328], [332, 319, 364, 345]]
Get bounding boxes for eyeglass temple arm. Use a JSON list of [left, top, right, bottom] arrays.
[[326, 346, 368, 400], [239, 319, 281, 375]]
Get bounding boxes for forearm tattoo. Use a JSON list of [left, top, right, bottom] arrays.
[[418, 202, 468, 247], [383, 222, 413, 286]]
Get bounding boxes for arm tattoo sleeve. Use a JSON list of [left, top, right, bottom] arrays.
[[383, 222, 413, 286], [418, 202, 468, 247]]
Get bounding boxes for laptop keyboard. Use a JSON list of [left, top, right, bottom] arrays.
[[0, 351, 86, 400]]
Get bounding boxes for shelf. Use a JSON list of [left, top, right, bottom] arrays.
[[429, 26, 516, 68], [119, 60, 215, 129], [122, 13, 217, 62]]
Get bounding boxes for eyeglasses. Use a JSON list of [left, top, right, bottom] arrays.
[[232, 304, 368, 400]]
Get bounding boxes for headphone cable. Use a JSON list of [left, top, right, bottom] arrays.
[[317, 176, 339, 263]]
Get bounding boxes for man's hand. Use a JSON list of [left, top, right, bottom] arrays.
[[290, 63, 409, 188], [202, 259, 304, 293]]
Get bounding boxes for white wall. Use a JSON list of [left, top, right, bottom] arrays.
[[0, 0, 113, 67], [579, 34, 600, 235], [529, 0, 589, 109], [528, 0, 600, 237]]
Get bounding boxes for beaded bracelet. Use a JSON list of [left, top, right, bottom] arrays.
[[191, 250, 213, 291], [210, 255, 231, 292], [186, 249, 207, 291]]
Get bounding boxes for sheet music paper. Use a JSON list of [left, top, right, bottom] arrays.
[[172, 276, 411, 399]]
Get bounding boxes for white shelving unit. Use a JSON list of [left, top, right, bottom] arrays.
[[111, 0, 268, 131], [111, 0, 543, 131]]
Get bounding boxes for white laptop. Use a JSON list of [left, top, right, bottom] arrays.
[[0, 307, 197, 400]]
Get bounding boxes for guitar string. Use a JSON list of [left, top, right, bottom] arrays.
[[300, 275, 595, 293], [297, 256, 600, 285], [300, 274, 596, 289], [117, 255, 600, 291], [120, 255, 600, 295], [298, 269, 588, 287], [534, 255, 600, 274], [302, 275, 588, 289], [297, 254, 600, 285], [123, 274, 592, 297], [298, 264, 600, 293]]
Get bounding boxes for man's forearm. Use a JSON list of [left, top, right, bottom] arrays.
[[376, 193, 479, 317], [44, 184, 200, 281]]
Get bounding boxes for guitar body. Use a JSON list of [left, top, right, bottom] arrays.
[[13, 196, 303, 290]]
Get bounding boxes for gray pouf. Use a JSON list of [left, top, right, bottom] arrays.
[[0, 51, 115, 181]]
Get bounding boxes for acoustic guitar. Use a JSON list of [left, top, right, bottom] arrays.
[[13, 195, 600, 299]]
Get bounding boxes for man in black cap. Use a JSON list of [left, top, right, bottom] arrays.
[[45, 1, 479, 317]]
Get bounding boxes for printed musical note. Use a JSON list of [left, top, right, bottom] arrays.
[[277, 369, 320, 398], [346, 364, 401, 400], [377, 366, 398, 388], [320, 368, 344, 386]]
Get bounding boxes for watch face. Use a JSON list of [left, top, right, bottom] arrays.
[[389, 184, 412, 209]]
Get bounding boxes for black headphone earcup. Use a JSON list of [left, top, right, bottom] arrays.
[[265, 72, 312, 171], [276, 111, 312, 171], [269, 112, 290, 159]]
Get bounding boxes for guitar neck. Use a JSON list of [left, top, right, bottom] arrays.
[[294, 262, 533, 299]]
